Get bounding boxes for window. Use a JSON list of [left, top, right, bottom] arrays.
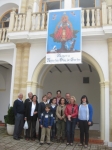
[[0, 10, 18, 28], [80, 0, 95, 8], [41, 0, 64, 12], [72, 0, 101, 8], [83, 77, 89, 84]]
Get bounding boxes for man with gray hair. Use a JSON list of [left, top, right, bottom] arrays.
[[24, 92, 33, 111], [13, 93, 24, 140]]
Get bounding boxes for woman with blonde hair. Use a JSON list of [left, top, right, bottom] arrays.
[[65, 96, 78, 146]]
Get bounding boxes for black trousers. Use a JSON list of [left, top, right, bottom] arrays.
[[26, 117, 36, 139], [38, 121, 41, 141], [79, 120, 89, 145], [13, 113, 24, 138]]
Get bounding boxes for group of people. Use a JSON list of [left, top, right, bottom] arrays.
[[13, 90, 93, 148]]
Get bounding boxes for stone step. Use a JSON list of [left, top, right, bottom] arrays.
[[75, 138, 104, 144]]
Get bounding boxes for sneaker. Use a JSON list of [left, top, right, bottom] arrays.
[[70, 143, 73, 146], [84, 145, 88, 148], [47, 143, 50, 145], [66, 143, 69, 146]]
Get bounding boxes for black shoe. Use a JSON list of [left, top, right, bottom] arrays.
[[19, 137, 23, 139], [40, 143, 43, 145], [13, 137, 20, 140], [47, 143, 50, 145], [57, 139, 60, 143]]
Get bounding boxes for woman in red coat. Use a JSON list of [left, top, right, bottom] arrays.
[[65, 96, 78, 146]]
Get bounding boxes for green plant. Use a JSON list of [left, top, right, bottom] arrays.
[[7, 107, 15, 125]]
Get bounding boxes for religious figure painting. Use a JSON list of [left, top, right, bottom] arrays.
[[47, 9, 82, 53], [46, 8, 82, 64]]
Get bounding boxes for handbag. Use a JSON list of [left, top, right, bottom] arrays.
[[23, 121, 28, 129]]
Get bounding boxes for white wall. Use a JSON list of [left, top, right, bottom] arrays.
[[28, 42, 46, 81], [0, 49, 14, 65], [28, 39, 108, 83], [43, 70, 100, 130], [0, 66, 12, 122]]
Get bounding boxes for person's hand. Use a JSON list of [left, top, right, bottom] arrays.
[[88, 122, 91, 125], [40, 125, 43, 128], [48, 126, 51, 128], [33, 111, 37, 115], [24, 117, 27, 121], [60, 117, 62, 120], [39, 119, 41, 122], [68, 115, 71, 121]]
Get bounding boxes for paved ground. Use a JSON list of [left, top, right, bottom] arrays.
[[0, 127, 112, 150]]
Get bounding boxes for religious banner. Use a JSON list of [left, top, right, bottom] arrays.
[[46, 8, 82, 64]]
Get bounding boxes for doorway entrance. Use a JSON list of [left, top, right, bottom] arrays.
[[30, 51, 108, 141]]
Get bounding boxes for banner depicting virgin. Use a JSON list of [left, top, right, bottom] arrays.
[[46, 8, 82, 64]]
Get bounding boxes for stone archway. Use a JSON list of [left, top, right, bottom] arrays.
[[30, 51, 109, 142]]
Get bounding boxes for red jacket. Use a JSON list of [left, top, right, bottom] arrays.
[[65, 104, 78, 118]]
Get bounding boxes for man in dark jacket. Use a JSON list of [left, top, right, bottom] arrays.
[[65, 93, 71, 104], [47, 92, 52, 104], [13, 93, 24, 140], [24, 92, 33, 111]]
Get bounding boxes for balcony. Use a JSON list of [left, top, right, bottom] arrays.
[[6, 2, 112, 43]]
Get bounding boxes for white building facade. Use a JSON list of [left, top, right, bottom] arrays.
[[0, 0, 112, 146]]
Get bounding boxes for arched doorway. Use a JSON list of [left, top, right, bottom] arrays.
[[0, 61, 12, 122], [29, 51, 109, 142]]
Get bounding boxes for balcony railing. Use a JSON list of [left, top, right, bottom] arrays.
[[7, 2, 112, 32], [0, 28, 9, 43]]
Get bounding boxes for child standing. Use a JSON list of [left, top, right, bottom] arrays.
[[50, 97, 57, 141], [40, 104, 53, 145]]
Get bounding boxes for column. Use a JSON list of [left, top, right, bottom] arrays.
[[107, 38, 112, 142], [104, 81, 109, 143], [20, 43, 31, 99], [102, 2, 107, 25], [33, 0, 39, 13], [99, 82, 105, 140], [12, 44, 23, 102], [37, 85, 43, 102], [20, 0, 27, 13], [12, 43, 31, 102], [64, 0, 72, 9]]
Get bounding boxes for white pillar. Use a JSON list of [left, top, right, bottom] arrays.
[[104, 81, 109, 145], [37, 86, 43, 102], [33, 0, 38, 13], [64, 0, 72, 9], [100, 82, 105, 140], [10, 47, 16, 106]]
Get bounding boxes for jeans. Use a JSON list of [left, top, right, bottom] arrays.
[[51, 120, 56, 139], [66, 118, 77, 143]]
